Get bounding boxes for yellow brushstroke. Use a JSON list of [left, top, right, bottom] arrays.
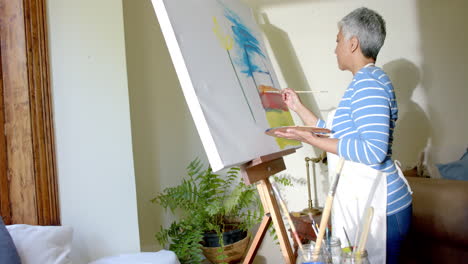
[[212, 17, 233, 50], [266, 111, 301, 149]]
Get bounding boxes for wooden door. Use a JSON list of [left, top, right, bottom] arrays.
[[0, 0, 59, 225]]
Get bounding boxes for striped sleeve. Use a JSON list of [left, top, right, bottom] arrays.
[[316, 119, 327, 128], [338, 79, 391, 165]]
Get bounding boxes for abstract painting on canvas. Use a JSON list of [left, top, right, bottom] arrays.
[[151, 0, 301, 171]]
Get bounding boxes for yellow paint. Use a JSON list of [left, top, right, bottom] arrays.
[[211, 18, 298, 149], [265, 110, 301, 149], [212, 17, 233, 51]]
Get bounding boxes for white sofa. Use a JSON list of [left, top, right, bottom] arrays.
[[6, 224, 180, 264]]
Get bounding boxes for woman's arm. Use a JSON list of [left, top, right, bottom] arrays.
[[276, 79, 392, 163], [281, 88, 319, 126], [273, 128, 339, 154]]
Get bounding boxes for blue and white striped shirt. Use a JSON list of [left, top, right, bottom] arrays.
[[317, 65, 412, 216]]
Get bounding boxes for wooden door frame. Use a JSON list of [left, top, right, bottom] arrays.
[[0, 0, 59, 225], [0, 43, 12, 224]]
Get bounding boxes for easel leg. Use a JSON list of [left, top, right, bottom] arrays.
[[242, 214, 272, 264], [243, 180, 295, 264], [243, 180, 271, 264], [261, 180, 295, 264], [240, 152, 297, 264]]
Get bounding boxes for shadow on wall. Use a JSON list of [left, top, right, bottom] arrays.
[[122, 0, 206, 252], [257, 12, 322, 118], [416, 0, 468, 163], [255, 8, 330, 216], [384, 59, 430, 169]]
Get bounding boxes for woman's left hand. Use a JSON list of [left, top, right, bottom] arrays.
[[275, 128, 339, 154], [274, 128, 317, 144]]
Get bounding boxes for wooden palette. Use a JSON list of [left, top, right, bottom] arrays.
[[265, 126, 331, 138]]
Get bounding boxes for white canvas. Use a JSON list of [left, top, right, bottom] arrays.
[[151, 0, 300, 171]]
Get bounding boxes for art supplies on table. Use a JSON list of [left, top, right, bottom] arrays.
[[298, 237, 342, 264], [342, 250, 370, 264], [326, 237, 342, 264], [295, 243, 326, 264], [296, 243, 327, 264]]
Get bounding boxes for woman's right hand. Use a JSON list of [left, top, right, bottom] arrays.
[[281, 88, 303, 112]]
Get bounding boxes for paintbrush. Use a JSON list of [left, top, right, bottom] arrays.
[[312, 157, 345, 261], [343, 226, 353, 251], [263, 90, 328, 94], [309, 213, 332, 263], [307, 213, 319, 237], [271, 184, 304, 253], [356, 207, 374, 254]]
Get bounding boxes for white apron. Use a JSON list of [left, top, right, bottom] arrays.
[[326, 110, 388, 264]]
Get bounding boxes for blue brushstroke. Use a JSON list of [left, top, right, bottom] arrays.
[[221, 4, 271, 78], [217, 1, 283, 118]]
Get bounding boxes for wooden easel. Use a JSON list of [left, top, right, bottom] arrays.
[[241, 149, 296, 264]]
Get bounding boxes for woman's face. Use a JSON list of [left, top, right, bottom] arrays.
[[334, 29, 349, 71]]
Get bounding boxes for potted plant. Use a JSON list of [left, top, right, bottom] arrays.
[[152, 159, 268, 264]]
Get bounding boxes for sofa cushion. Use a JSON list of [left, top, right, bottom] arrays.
[[436, 149, 468, 181], [401, 177, 468, 263], [7, 224, 73, 264], [406, 177, 468, 244], [88, 251, 180, 264], [0, 216, 21, 264]]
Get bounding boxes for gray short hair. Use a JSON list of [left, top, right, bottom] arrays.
[[338, 7, 386, 60]]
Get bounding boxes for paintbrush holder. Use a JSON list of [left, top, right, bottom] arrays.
[[296, 243, 328, 264], [342, 250, 370, 264], [325, 237, 342, 264], [306, 237, 341, 264]]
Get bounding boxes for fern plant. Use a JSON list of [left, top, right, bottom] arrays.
[[152, 159, 266, 264]]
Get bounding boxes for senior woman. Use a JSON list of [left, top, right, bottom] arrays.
[[275, 7, 412, 264]]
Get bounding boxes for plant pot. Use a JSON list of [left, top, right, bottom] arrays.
[[202, 234, 250, 264], [203, 229, 247, 247]]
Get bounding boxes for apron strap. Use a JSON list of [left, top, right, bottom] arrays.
[[395, 160, 413, 194]]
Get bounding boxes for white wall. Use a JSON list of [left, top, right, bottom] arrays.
[[415, 0, 468, 165], [122, 0, 207, 252], [47, 0, 141, 263]]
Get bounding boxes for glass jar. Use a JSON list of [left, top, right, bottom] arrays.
[[325, 236, 342, 264], [302, 237, 341, 264], [342, 250, 370, 264], [296, 243, 327, 264]]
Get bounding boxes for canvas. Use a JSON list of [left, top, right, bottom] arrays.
[[151, 0, 300, 171]]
